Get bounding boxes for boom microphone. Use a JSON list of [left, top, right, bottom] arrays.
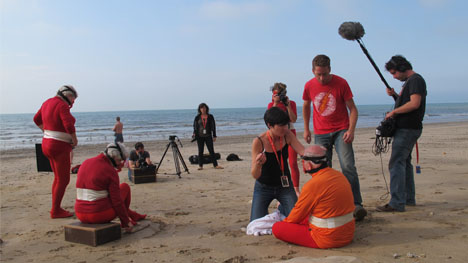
[[338, 21, 397, 100], [338, 22, 365, 41]]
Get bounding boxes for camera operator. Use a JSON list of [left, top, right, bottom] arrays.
[[128, 142, 153, 180], [376, 55, 427, 213], [268, 83, 301, 197]]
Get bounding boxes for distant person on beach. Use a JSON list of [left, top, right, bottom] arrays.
[[192, 103, 223, 170], [250, 107, 305, 221], [75, 142, 146, 232], [272, 145, 355, 248], [302, 54, 367, 221], [33, 85, 78, 218], [113, 116, 124, 143], [376, 55, 427, 212], [128, 142, 153, 180], [267, 82, 301, 197]]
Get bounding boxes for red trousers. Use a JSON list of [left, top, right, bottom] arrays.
[[272, 221, 319, 248], [42, 138, 72, 215], [76, 183, 142, 225], [289, 129, 300, 188]]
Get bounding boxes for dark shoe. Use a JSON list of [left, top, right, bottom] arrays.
[[376, 204, 399, 212], [353, 206, 367, 221], [406, 202, 416, 206]]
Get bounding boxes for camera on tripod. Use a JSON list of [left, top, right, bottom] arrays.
[[156, 134, 189, 178]]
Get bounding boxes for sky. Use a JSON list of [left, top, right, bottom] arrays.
[[1, 0, 467, 114]]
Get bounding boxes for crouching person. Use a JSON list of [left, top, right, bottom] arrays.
[[272, 145, 355, 248], [75, 142, 146, 232]]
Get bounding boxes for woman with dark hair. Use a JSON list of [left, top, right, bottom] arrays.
[[267, 82, 300, 197], [192, 103, 223, 170], [34, 85, 78, 218], [250, 107, 305, 221]]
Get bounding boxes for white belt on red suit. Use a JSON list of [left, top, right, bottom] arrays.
[[76, 188, 109, 201], [43, 130, 73, 144], [309, 212, 353, 229]]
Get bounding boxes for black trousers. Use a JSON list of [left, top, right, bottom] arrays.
[[196, 136, 218, 167]]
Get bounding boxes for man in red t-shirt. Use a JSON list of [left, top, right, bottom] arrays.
[[302, 54, 366, 221]]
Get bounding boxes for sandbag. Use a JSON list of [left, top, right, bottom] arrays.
[[189, 153, 221, 164]]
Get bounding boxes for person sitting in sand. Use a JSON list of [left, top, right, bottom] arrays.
[[250, 107, 305, 222], [75, 142, 146, 232], [272, 145, 355, 248], [127, 142, 153, 181], [128, 142, 153, 168]]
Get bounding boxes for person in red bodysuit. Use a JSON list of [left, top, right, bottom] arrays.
[[75, 143, 146, 232], [272, 145, 355, 248], [34, 85, 78, 218], [267, 83, 300, 196]]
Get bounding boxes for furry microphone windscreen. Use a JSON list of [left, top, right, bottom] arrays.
[[338, 22, 365, 40]]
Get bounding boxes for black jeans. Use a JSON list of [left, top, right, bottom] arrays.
[[196, 136, 218, 167]]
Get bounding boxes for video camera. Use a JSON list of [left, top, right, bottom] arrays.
[[169, 135, 183, 148]]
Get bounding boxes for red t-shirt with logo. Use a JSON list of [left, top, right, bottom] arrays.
[[302, 75, 353, 134]]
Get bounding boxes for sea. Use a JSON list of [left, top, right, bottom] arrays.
[[1, 103, 467, 150]]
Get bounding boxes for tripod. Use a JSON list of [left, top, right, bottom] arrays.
[[156, 136, 189, 178]]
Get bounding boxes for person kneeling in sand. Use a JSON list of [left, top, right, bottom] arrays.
[[75, 142, 146, 232], [272, 145, 355, 248]]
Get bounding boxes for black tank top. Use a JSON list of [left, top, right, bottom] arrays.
[[256, 137, 291, 186]]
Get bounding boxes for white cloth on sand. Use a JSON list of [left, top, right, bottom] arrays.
[[246, 210, 285, 236]]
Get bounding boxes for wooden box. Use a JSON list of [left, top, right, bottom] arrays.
[[64, 222, 121, 246], [130, 165, 156, 184]]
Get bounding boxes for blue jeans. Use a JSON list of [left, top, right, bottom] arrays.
[[315, 129, 362, 206], [250, 180, 297, 222], [389, 128, 422, 211]]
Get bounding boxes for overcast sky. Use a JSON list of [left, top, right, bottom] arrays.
[[1, 0, 467, 114]]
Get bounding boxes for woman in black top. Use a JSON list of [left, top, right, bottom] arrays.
[[250, 107, 304, 221], [192, 103, 223, 170]]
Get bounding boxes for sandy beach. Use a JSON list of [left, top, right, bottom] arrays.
[[1, 122, 467, 262]]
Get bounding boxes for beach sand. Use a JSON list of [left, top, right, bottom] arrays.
[[1, 122, 467, 262]]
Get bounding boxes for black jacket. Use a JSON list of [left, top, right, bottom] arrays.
[[193, 114, 217, 138]]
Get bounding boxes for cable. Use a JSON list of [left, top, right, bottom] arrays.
[[378, 153, 390, 201], [372, 135, 391, 155]]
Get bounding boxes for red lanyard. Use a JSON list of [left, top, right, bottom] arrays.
[[202, 116, 207, 129], [267, 131, 284, 175]]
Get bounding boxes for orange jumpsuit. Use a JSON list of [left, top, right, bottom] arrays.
[[272, 167, 355, 248]]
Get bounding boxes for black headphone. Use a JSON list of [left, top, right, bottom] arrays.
[[302, 155, 328, 164], [57, 85, 77, 106], [105, 143, 125, 167]]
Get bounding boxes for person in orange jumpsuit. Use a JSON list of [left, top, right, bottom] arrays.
[[272, 145, 355, 248], [34, 85, 78, 218]]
